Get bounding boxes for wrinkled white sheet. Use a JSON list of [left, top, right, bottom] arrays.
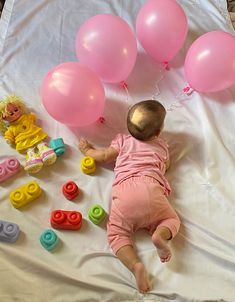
[[0, 0, 235, 301]]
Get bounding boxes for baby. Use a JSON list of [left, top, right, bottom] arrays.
[[79, 100, 180, 293]]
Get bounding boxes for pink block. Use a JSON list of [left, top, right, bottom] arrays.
[[0, 158, 21, 183]]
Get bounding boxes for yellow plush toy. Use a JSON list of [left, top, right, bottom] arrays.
[[0, 95, 56, 173]]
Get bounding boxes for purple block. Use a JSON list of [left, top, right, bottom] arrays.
[[0, 220, 20, 243]]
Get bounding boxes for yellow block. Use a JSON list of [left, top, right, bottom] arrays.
[[80, 156, 96, 174], [9, 181, 42, 208]]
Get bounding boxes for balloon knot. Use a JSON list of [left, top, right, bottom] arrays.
[[183, 86, 194, 95], [120, 81, 128, 89], [98, 117, 105, 124], [162, 61, 170, 70]]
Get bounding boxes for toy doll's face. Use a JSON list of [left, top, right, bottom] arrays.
[[2, 103, 22, 123]]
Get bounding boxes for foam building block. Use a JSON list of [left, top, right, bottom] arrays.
[[9, 181, 42, 208], [49, 138, 65, 156], [62, 181, 79, 200], [40, 229, 59, 251], [88, 204, 106, 225], [0, 220, 20, 243], [0, 157, 21, 183], [80, 156, 96, 174], [50, 210, 82, 230]]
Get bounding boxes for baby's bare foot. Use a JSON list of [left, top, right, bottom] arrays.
[[132, 262, 152, 293], [152, 233, 172, 263]]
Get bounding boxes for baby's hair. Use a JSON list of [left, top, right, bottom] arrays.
[[0, 95, 27, 134], [127, 100, 166, 141]]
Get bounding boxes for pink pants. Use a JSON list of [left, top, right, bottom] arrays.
[[107, 176, 180, 254]]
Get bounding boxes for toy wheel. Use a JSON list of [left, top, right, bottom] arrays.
[[3, 223, 18, 236], [68, 211, 82, 225], [27, 182, 39, 194], [11, 190, 24, 203], [64, 182, 77, 194], [0, 165, 5, 177], [7, 158, 19, 171], [42, 230, 57, 244], [52, 210, 66, 223], [83, 157, 94, 168], [91, 205, 104, 218]]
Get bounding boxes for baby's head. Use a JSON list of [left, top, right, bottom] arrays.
[[127, 100, 166, 141]]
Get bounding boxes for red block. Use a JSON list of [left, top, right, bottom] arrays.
[[62, 181, 79, 200], [50, 210, 82, 230]]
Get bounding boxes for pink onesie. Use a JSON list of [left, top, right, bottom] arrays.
[[107, 134, 180, 254]]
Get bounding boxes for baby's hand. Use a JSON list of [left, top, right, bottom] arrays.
[[78, 138, 93, 155]]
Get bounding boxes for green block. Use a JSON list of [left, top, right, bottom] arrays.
[[88, 204, 106, 225]]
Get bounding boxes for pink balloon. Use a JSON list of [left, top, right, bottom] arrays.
[[41, 62, 105, 127], [136, 0, 188, 63], [76, 14, 137, 83], [184, 31, 235, 93]]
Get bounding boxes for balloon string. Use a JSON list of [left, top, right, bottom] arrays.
[[151, 63, 167, 101], [120, 81, 131, 103], [166, 86, 194, 112], [97, 81, 131, 128], [166, 102, 183, 112], [151, 83, 160, 100]]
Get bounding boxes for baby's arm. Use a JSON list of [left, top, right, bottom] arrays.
[[78, 138, 118, 164]]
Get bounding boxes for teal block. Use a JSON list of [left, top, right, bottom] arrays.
[[49, 138, 65, 156], [40, 229, 59, 251]]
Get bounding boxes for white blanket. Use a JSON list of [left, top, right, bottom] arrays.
[[0, 0, 235, 301]]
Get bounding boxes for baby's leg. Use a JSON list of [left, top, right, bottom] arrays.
[[148, 188, 180, 263], [116, 245, 152, 294], [108, 179, 156, 293], [152, 226, 172, 262], [151, 214, 180, 263], [107, 204, 151, 293]]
